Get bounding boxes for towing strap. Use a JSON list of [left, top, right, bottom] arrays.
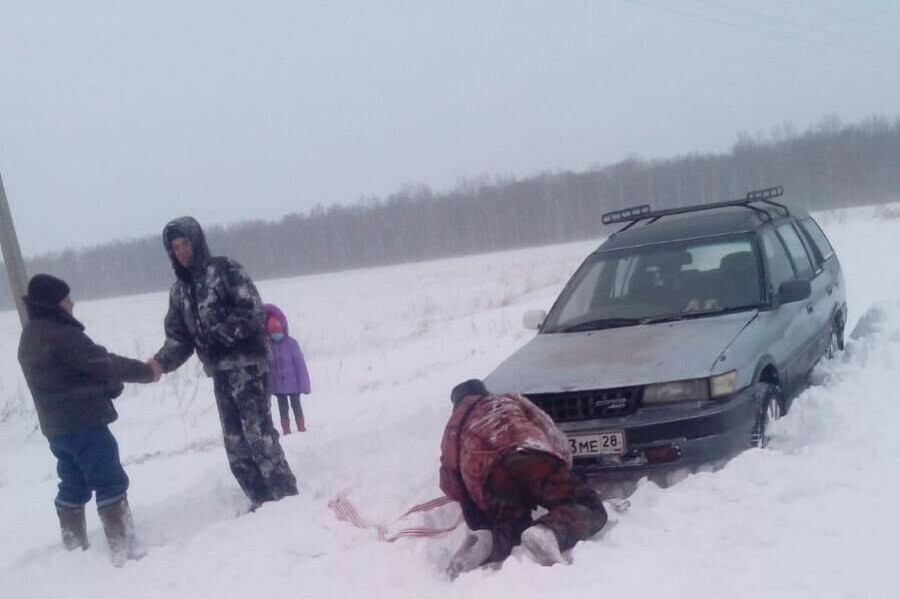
[[328, 495, 463, 542]]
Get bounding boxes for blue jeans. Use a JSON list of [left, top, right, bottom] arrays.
[[48, 425, 129, 509]]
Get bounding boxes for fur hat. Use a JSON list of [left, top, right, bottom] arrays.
[[450, 379, 488, 406]]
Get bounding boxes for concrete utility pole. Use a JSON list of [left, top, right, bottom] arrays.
[[0, 171, 29, 327]]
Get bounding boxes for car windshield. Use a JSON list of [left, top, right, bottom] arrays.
[[542, 234, 764, 333]]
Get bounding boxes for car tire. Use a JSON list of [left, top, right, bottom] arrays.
[[750, 384, 783, 449]]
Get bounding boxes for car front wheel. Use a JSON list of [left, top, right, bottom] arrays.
[[750, 384, 783, 449]]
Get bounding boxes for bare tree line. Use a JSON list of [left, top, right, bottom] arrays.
[[2, 114, 899, 308]]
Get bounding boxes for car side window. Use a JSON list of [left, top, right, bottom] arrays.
[[760, 228, 795, 292], [792, 222, 822, 272], [796, 224, 824, 268], [798, 217, 835, 262], [776, 223, 814, 280]]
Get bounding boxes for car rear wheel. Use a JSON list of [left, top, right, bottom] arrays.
[[751, 384, 783, 448], [826, 321, 844, 360]]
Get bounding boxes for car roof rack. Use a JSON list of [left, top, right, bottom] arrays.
[[602, 186, 789, 232]]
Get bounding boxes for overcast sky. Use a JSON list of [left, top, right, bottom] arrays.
[[2, 0, 899, 256]]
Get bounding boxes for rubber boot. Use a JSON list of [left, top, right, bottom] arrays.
[[56, 504, 89, 551], [296, 417, 306, 432], [446, 529, 493, 580], [520, 524, 569, 566], [98, 497, 138, 567], [281, 419, 291, 435]]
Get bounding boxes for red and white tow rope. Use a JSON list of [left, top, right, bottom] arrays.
[[328, 495, 462, 542]]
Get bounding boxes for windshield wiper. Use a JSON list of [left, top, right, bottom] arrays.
[[639, 313, 688, 325], [641, 305, 760, 325], [559, 317, 643, 333]]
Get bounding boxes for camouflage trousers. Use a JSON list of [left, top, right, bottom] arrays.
[[483, 449, 607, 562], [212, 365, 298, 505]]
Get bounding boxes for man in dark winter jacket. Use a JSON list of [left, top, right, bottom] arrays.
[[440, 379, 608, 579], [148, 217, 298, 507], [18, 274, 159, 565]]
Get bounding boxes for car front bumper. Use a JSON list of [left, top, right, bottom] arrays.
[[558, 383, 764, 478]]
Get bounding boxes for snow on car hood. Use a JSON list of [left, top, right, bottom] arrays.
[[485, 311, 757, 394]]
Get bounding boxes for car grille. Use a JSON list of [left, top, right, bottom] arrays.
[[526, 387, 641, 423]]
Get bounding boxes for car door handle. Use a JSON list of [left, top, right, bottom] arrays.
[[806, 305, 814, 314]]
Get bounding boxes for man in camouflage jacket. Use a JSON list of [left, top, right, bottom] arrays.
[[150, 217, 297, 506]]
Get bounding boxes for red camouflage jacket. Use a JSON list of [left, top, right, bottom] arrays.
[[439, 393, 572, 513]]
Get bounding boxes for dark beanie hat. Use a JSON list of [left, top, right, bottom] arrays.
[[26, 274, 70, 305], [450, 379, 488, 406]]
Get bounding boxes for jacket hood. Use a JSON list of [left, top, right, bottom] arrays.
[[163, 216, 212, 282], [265, 304, 290, 336], [23, 296, 85, 330]]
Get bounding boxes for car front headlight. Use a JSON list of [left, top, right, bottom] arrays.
[[709, 371, 738, 398], [643, 378, 710, 404]]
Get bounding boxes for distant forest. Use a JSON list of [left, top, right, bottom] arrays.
[[3, 114, 899, 308]]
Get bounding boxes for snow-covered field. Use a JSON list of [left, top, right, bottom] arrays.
[[1, 204, 898, 598]]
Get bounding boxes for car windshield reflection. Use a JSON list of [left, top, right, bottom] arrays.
[[543, 235, 764, 333]]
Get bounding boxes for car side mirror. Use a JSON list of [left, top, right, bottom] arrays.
[[778, 280, 811, 304], [523, 309, 547, 330]]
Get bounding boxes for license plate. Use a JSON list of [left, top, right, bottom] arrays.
[[568, 431, 626, 457]]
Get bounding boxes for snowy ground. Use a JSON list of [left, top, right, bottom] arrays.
[[1, 204, 899, 598]]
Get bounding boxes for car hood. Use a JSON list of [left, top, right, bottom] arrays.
[[485, 311, 757, 394]]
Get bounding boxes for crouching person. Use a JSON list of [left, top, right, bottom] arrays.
[[439, 379, 607, 579], [17, 275, 159, 565]]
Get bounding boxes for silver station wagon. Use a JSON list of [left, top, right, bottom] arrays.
[[485, 187, 847, 478]]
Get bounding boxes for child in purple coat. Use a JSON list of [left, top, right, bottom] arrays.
[[265, 304, 311, 434]]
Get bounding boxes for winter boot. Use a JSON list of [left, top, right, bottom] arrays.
[[520, 524, 569, 566], [281, 419, 291, 435], [296, 417, 306, 432], [446, 529, 493, 580], [98, 497, 139, 567], [56, 504, 89, 551]]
